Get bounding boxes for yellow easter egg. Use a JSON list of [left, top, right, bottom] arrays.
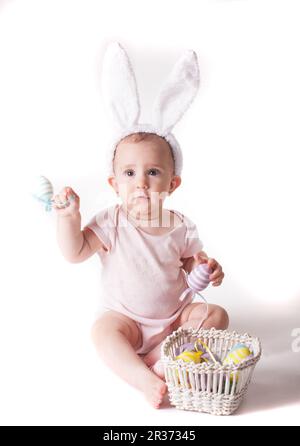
[[175, 350, 203, 364], [223, 344, 252, 366], [175, 350, 203, 389], [223, 343, 252, 384]]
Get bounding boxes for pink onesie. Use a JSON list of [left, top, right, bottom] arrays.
[[85, 204, 203, 355]]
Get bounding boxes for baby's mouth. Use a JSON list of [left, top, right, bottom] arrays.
[[133, 193, 149, 198], [132, 193, 150, 200]]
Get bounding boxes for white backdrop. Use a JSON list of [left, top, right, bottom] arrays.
[[0, 0, 299, 426]]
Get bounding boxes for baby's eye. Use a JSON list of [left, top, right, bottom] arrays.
[[148, 169, 160, 176], [124, 169, 135, 177]]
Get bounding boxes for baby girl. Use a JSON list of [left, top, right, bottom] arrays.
[[53, 43, 228, 409]]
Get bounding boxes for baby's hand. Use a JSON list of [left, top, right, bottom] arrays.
[[52, 187, 80, 217], [193, 252, 225, 287]]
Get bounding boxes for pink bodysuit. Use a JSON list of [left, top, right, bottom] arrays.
[[85, 204, 203, 355]]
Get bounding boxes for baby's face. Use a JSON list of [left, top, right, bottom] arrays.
[[108, 137, 181, 219]]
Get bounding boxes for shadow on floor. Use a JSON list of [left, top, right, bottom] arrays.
[[224, 301, 300, 414], [236, 356, 300, 415]]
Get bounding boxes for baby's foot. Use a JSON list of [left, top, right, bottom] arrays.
[[151, 360, 165, 380], [140, 370, 167, 409]]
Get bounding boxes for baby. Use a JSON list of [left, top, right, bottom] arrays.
[[53, 131, 228, 409]]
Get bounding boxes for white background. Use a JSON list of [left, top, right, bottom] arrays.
[[0, 0, 299, 426]]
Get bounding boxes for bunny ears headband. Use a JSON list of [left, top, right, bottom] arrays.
[[102, 42, 200, 176]]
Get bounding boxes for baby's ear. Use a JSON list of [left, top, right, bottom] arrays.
[[107, 175, 118, 194], [102, 42, 141, 132], [169, 175, 182, 195], [152, 50, 200, 135]]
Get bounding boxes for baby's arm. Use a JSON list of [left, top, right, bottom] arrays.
[[54, 187, 106, 263]]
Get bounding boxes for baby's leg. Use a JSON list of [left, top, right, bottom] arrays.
[[91, 311, 167, 409], [145, 304, 229, 379], [142, 343, 165, 378], [173, 303, 229, 332]]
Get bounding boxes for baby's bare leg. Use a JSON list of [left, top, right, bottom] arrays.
[[143, 343, 165, 379], [174, 303, 229, 332], [91, 311, 167, 409], [144, 304, 230, 380]]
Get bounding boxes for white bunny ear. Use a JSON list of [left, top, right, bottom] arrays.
[[102, 42, 140, 131], [152, 50, 200, 135]]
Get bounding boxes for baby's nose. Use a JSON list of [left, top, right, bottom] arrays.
[[136, 174, 148, 188]]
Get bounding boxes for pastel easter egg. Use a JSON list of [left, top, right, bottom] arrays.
[[175, 350, 203, 364], [194, 338, 221, 365], [187, 263, 212, 293], [174, 342, 195, 357], [32, 176, 54, 203], [223, 343, 253, 384], [223, 343, 252, 366]]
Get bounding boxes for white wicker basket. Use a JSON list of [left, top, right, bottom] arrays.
[[161, 326, 261, 415]]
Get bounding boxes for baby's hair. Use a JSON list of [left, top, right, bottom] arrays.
[[113, 132, 176, 175]]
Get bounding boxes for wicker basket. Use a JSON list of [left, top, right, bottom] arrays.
[[161, 326, 261, 415]]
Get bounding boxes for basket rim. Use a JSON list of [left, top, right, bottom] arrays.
[[161, 326, 262, 372]]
